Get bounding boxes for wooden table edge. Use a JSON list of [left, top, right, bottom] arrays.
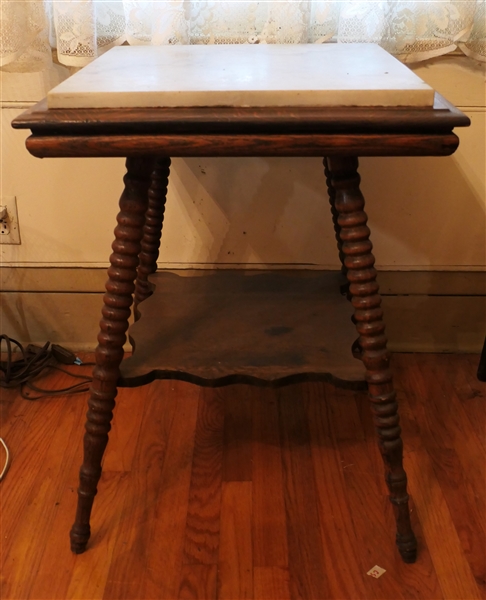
[[12, 93, 470, 135]]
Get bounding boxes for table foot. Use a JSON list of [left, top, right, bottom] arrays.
[[70, 156, 154, 553], [327, 155, 417, 563], [70, 524, 90, 554], [397, 533, 418, 563]]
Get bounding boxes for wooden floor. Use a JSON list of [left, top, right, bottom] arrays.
[[0, 354, 484, 600]]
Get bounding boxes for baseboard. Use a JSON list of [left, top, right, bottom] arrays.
[[1, 268, 484, 353]]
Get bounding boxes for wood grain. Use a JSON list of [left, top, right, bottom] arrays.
[[253, 567, 291, 600], [218, 482, 253, 600], [444, 354, 486, 453], [223, 387, 253, 482], [183, 388, 224, 565], [24, 132, 461, 159], [395, 354, 486, 596], [323, 387, 404, 598], [138, 382, 200, 600], [12, 94, 469, 135], [1, 353, 484, 599], [475, 341, 486, 381], [178, 565, 217, 600], [305, 383, 373, 599], [101, 386, 145, 472], [278, 386, 330, 599], [66, 471, 131, 600], [406, 449, 482, 600], [251, 388, 288, 568], [1, 377, 86, 599], [104, 381, 199, 600], [120, 270, 366, 389], [102, 382, 179, 599], [0, 394, 66, 559], [352, 386, 443, 600]]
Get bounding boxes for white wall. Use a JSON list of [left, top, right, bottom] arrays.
[[1, 55, 485, 270]]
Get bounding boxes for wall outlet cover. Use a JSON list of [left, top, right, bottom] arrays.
[[0, 196, 21, 244]]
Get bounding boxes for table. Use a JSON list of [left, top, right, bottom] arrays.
[[12, 44, 470, 565]]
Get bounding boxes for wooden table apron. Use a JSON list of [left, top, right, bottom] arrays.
[[18, 96, 466, 158], [12, 94, 470, 564]]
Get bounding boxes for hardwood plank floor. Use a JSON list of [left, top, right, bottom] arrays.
[[0, 354, 484, 600]]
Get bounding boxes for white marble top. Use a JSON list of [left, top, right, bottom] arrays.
[[47, 44, 434, 109]]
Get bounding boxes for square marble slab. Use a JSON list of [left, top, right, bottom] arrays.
[[47, 44, 434, 109]]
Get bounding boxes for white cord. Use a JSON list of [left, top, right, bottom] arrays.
[[0, 437, 10, 481]]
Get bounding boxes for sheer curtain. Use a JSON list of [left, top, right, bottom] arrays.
[[1, 0, 485, 71]]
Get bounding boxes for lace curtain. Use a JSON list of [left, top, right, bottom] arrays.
[[1, 0, 485, 72]]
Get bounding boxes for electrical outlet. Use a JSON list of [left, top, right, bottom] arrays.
[[0, 197, 21, 244]]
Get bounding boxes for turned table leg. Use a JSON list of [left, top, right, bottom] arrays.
[[134, 157, 171, 318], [323, 157, 347, 275], [326, 156, 417, 563], [70, 156, 154, 554]]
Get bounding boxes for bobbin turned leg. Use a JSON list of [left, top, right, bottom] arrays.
[[324, 157, 346, 274], [70, 156, 154, 554], [326, 156, 417, 563], [134, 157, 171, 318]]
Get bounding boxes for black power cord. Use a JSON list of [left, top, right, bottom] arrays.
[[0, 335, 94, 400], [0, 335, 95, 481]]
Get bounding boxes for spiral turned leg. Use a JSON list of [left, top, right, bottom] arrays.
[[134, 157, 171, 318], [70, 157, 154, 554], [326, 156, 417, 563], [324, 157, 347, 274]]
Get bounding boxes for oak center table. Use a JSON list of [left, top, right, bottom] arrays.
[[12, 43, 470, 564]]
